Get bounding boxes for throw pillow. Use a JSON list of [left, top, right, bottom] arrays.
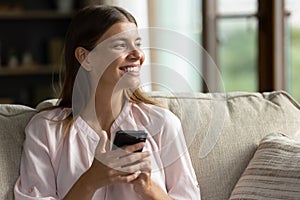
[[229, 132, 300, 200]]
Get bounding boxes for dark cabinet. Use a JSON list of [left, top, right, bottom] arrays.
[[0, 0, 81, 107]]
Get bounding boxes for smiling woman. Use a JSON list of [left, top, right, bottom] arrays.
[[14, 5, 201, 200], [76, 22, 145, 94]]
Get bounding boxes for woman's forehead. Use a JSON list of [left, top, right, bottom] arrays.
[[99, 22, 139, 42]]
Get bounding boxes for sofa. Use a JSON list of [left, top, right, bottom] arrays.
[[1, 90, 300, 200]]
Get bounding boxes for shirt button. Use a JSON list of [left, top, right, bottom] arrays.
[[28, 187, 34, 193]]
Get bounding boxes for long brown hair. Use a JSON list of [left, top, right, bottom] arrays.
[[55, 5, 161, 122]]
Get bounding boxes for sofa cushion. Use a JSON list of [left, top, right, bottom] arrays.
[[0, 105, 36, 200], [229, 132, 300, 200], [149, 90, 300, 200]]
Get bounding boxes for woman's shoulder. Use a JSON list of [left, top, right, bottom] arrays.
[[29, 107, 71, 124], [25, 107, 72, 139], [133, 102, 181, 126], [144, 103, 179, 118]]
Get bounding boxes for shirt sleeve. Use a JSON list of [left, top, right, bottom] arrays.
[[14, 114, 60, 200], [160, 111, 201, 200]]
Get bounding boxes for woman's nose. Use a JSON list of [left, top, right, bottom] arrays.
[[127, 48, 143, 60]]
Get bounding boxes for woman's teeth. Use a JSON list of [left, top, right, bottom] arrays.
[[123, 66, 139, 72]]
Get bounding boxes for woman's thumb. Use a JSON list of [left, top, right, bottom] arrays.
[[95, 130, 108, 160]]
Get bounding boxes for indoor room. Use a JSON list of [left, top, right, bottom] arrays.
[[0, 0, 300, 200], [0, 0, 299, 106]]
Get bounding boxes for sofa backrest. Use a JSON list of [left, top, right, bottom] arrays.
[[0, 105, 36, 200], [149, 90, 300, 200], [0, 91, 299, 200]]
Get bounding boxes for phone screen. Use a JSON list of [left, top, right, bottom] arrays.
[[112, 130, 147, 152]]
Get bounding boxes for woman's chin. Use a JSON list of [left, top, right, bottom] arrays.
[[126, 79, 141, 90], [114, 76, 141, 91]]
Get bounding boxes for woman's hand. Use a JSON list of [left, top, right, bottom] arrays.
[[93, 144, 150, 184], [131, 171, 152, 196], [64, 132, 151, 199], [131, 170, 172, 200], [90, 131, 151, 187]]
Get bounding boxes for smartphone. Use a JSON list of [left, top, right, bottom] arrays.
[[112, 130, 148, 152]]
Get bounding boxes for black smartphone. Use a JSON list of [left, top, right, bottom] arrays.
[[112, 130, 148, 152]]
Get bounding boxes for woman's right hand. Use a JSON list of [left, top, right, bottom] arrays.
[[89, 131, 151, 188], [64, 131, 150, 199]]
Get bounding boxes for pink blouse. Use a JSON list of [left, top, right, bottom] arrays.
[[14, 101, 201, 199]]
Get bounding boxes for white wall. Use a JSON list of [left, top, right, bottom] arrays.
[[148, 0, 202, 92]]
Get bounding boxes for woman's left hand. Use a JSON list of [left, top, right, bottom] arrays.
[[131, 171, 151, 194], [131, 169, 172, 200]]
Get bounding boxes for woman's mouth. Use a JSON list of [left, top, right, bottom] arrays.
[[118, 65, 141, 86], [120, 66, 140, 72]]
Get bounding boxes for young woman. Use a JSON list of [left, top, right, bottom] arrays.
[[14, 5, 201, 200]]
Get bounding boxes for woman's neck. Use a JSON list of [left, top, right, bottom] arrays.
[[95, 89, 124, 132], [81, 88, 124, 138]]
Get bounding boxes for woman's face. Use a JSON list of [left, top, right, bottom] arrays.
[[87, 21, 145, 92]]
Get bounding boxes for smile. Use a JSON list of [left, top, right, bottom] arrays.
[[120, 66, 140, 73]]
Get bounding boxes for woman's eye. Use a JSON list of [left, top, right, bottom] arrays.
[[135, 42, 142, 48], [113, 43, 126, 49]]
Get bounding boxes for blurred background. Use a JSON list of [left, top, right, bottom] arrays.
[[0, 0, 299, 107]]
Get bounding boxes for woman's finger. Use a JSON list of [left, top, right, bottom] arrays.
[[98, 130, 108, 153], [117, 150, 150, 165], [94, 130, 108, 161], [122, 142, 146, 153], [113, 172, 141, 183], [116, 155, 151, 173]]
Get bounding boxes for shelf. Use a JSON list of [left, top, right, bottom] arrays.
[[0, 65, 59, 76], [0, 10, 73, 20], [0, 1, 72, 106]]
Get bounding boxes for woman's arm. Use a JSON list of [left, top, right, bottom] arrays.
[[14, 115, 59, 199], [130, 109, 201, 200], [160, 114, 201, 200], [137, 109, 200, 200], [15, 114, 151, 200], [64, 142, 150, 200]]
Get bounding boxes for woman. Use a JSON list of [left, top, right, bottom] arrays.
[[14, 5, 200, 200]]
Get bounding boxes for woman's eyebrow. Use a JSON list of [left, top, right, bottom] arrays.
[[110, 36, 142, 42], [110, 37, 126, 43]]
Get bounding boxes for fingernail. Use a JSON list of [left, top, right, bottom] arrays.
[[138, 142, 145, 149], [135, 170, 141, 175]]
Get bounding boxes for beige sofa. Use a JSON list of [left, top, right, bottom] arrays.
[[1, 90, 300, 200]]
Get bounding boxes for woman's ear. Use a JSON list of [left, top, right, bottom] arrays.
[[75, 47, 92, 71]]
